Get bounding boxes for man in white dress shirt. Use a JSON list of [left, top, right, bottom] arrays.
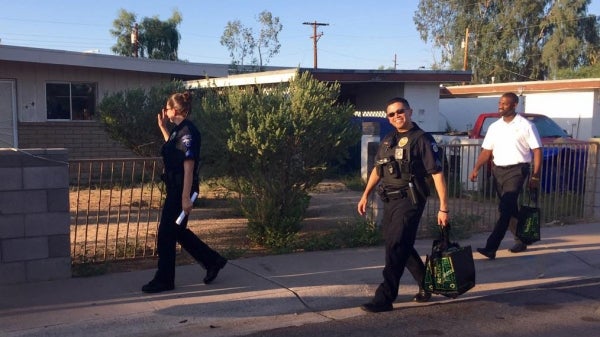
[[469, 92, 542, 259]]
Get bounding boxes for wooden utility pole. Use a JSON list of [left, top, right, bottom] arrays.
[[303, 21, 329, 69], [131, 23, 139, 58], [462, 27, 469, 71]]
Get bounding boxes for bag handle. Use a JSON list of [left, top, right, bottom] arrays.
[[528, 187, 538, 206], [439, 223, 452, 246]]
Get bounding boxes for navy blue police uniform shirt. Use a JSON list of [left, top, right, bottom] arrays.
[[161, 119, 201, 189], [378, 124, 443, 178], [411, 128, 443, 176]]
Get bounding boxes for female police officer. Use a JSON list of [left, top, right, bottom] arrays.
[[142, 91, 227, 293], [357, 97, 449, 312]]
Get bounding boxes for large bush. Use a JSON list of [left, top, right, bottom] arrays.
[[212, 71, 360, 247]]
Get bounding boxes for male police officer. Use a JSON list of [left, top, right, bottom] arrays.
[[357, 97, 449, 313]]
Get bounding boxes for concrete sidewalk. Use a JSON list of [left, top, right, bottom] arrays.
[[1, 223, 599, 337]]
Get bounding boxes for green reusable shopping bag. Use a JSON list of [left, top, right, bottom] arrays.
[[516, 190, 541, 245], [423, 226, 476, 298]]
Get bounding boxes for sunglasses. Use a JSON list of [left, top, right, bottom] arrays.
[[387, 108, 409, 118]]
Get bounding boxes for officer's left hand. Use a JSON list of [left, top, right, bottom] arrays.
[[182, 197, 193, 216], [438, 211, 449, 227], [528, 176, 540, 191]]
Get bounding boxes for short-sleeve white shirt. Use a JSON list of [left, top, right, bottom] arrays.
[[481, 114, 542, 166]]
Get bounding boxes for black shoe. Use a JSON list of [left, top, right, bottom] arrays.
[[413, 288, 432, 303], [509, 242, 527, 253], [204, 257, 228, 284], [360, 301, 393, 313], [142, 279, 174, 293], [477, 248, 496, 260]]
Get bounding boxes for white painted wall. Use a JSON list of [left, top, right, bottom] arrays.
[[404, 83, 442, 132], [438, 96, 501, 133], [524, 92, 594, 139]]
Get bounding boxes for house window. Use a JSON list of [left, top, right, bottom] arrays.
[[46, 82, 97, 120]]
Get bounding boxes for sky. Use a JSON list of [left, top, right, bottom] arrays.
[[2, 0, 600, 70]]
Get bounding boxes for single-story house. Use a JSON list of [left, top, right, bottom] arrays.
[[189, 68, 472, 134], [0, 45, 229, 158], [440, 79, 600, 140], [1, 44, 472, 159], [189, 68, 472, 177]]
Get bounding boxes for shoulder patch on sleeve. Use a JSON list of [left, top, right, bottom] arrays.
[[182, 134, 192, 149]]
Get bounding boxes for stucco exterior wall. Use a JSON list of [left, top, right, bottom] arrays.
[[0, 60, 169, 123]]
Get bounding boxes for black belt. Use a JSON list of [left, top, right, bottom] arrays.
[[495, 163, 529, 169]]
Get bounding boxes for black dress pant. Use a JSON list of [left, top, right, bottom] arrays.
[[373, 195, 426, 305], [154, 189, 223, 284], [485, 163, 529, 252]]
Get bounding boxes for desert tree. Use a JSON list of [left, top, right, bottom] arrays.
[[220, 10, 283, 73]]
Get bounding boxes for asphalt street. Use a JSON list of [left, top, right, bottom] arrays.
[[243, 277, 600, 337]]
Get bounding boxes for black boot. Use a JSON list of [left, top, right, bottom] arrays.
[[142, 279, 174, 293], [412, 288, 432, 303], [204, 257, 228, 284]]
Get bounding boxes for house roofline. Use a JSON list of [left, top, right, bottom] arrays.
[[0, 44, 228, 78], [441, 78, 600, 98], [189, 68, 472, 88]]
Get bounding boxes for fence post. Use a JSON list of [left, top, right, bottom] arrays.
[[361, 122, 383, 226], [587, 139, 600, 220]]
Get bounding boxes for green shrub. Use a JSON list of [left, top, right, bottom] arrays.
[[203, 71, 360, 247]]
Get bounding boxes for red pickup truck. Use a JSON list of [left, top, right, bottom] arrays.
[[469, 113, 583, 143]]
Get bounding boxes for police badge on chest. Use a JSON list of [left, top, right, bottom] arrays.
[[395, 137, 408, 160]]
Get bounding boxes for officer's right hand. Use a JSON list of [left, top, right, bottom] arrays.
[[157, 110, 168, 129], [469, 170, 478, 182], [357, 197, 368, 216]]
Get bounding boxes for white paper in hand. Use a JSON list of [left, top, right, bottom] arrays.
[[175, 192, 198, 225]]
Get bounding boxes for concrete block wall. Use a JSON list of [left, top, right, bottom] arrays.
[[0, 148, 71, 285], [18, 121, 136, 159], [588, 139, 600, 220], [361, 122, 384, 227]]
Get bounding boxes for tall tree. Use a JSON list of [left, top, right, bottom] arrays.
[[413, 0, 600, 82], [255, 11, 282, 69], [220, 10, 283, 73], [541, 0, 596, 79], [110, 9, 182, 61], [110, 9, 137, 57]]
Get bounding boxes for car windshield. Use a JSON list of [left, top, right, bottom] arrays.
[[526, 115, 570, 138]]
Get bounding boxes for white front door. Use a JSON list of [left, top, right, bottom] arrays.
[[0, 80, 17, 148]]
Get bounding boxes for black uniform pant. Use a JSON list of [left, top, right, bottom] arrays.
[[484, 163, 529, 252], [153, 189, 223, 284], [372, 195, 426, 305]]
